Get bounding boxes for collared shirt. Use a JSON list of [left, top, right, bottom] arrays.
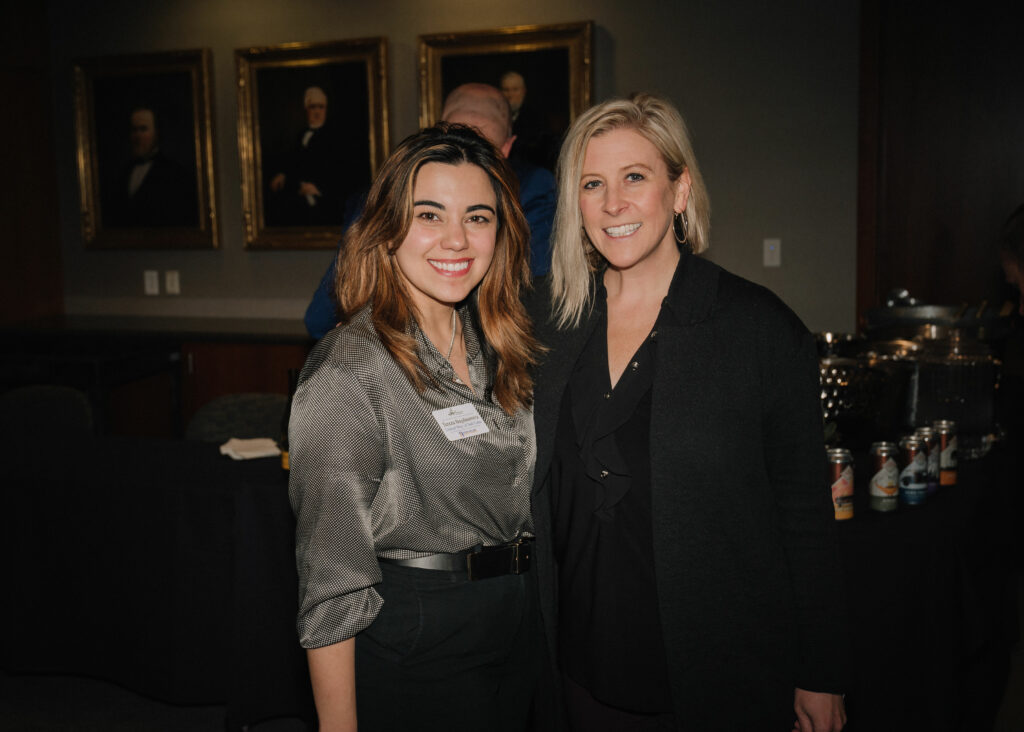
[[127, 156, 156, 196], [288, 305, 535, 649]]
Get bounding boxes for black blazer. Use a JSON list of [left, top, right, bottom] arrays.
[[528, 252, 847, 730]]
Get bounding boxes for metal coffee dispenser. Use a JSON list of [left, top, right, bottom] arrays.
[[819, 291, 1010, 456]]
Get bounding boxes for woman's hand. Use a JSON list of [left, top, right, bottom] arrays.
[[792, 688, 845, 732]]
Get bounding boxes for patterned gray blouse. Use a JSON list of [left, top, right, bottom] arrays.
[[288, 305, 536, 649]]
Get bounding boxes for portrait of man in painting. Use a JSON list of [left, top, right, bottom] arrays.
[[256, 61, 371, 228], [441, 47, 570, 172], [93, 71, 199, 229]]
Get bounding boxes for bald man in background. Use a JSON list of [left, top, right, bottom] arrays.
[[303, 82, 556, 338]]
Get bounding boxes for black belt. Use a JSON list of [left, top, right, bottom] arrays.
[[379, 538, 533, 581]]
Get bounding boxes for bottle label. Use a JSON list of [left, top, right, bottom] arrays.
[[926, 447, 940, 493], [900, 453, 927, 505], [940, 436, 957, 485], [870, 458, 899, 511], [869, 458, 899, 497], [831, 465, 854, 520], [940, 436, 957, 467]]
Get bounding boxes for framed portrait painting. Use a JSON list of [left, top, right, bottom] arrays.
[[74, 49, 218, 249], [236, 38, 389, 249], [419, 22, 593, 172]]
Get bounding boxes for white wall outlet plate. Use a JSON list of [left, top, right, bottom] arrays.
[[165, 270, 180, 295]]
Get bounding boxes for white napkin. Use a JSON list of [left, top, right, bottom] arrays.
[[219, 437, 281, 460]]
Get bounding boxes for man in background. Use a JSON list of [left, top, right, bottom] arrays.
[[1001, 204, 1024, 317], [994, 205, 1024, 563], [268, 86, 357, 227], [500, 70, 557, 171], [303, 82, 555, 338], [104, 106, 196, 228], [500, 71, 527, 125]]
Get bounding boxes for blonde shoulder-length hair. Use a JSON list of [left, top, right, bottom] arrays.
[[549, 92, 711, 329]]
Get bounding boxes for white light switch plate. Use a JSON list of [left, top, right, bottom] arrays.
[[144, 270, 159, 295]]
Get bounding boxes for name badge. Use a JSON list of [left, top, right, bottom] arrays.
[[433, 403, 490, 441]]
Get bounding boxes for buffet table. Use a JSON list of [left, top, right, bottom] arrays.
[[2, 438, 237, 701], [0, 436, 313, 729], [837, 448, 1017, 731], [1, 437, 1015, 731]]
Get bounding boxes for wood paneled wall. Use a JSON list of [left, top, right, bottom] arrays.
[[1, 4, 64, 324], [857, 1, 1024, 323]]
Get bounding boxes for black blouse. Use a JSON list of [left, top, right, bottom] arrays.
[[551, 294, 674, 714]]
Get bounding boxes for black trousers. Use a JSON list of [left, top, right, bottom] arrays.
[[355, 561, 539, 732], [563, 673, 676, 731]]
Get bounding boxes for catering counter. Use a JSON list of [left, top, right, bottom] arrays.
[[1, 437, 1016, 731]]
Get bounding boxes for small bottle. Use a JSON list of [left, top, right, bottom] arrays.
[[914, 426, 940, 496], [868, 441, 899, 512], [933, 420, 958, 487], [898, 435, 928, 506], [280, 368, 300, 471], [827, 447, 854, 520]]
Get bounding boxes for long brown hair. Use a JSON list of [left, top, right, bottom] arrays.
[[334, 122, 537, 414]]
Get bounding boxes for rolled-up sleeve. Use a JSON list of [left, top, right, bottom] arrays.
[[288, 346, 386, 649]]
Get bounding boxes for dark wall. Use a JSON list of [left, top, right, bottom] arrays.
[[1, 3, 63, 323], [45, 0, 859, 332], [859, 1, 1024, 317]]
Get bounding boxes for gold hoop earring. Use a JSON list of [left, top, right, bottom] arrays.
[[673, 210, 689, 246]]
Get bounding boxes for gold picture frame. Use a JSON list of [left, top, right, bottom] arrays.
[[74, 49, 218, 249], [419, 21, 592, 171], [236, 38, 389, 249]]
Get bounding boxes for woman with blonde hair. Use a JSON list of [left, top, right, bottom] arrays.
[[289, 123, 540, 732], [528, 94, 848, 731]]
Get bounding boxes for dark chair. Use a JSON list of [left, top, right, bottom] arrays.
[[0, 384, 94, 441], [185, 393, 287, 444]]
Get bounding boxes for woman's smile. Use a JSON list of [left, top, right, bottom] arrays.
[[428, 258, 473, 275], [603, 223, 642, 238]]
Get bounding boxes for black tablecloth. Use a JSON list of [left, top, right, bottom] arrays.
[[2, 437, 237, 702], [838, 447, 1018, 731], [1, 437, 1016, 731], [227, 463, 314, 730], [1, 436, 313, 728]]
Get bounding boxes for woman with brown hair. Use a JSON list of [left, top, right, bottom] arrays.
[[289, 123, 540, 732], [529, 94, 847, 731]]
